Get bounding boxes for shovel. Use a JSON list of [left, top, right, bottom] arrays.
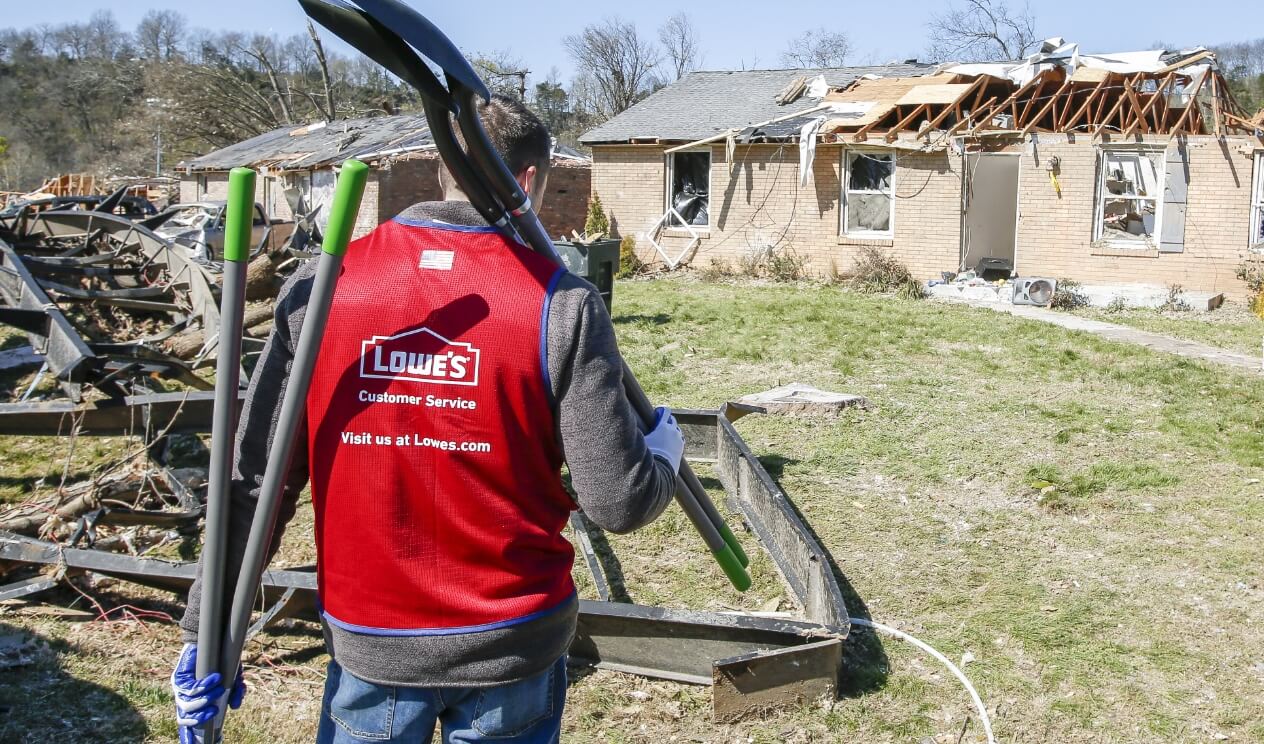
[[301, 0, 752, 590]]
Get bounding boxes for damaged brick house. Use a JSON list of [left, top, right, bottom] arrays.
[[179, 113, 591, 240], [582, 42, 1264, 298]]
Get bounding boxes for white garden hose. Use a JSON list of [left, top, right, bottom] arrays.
[[850, 617, 997, 744]]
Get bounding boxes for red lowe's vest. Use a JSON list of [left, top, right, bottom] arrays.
[[306, 217, 575, 635]]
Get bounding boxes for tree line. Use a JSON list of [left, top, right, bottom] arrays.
[[0, 4, 1260, 193]]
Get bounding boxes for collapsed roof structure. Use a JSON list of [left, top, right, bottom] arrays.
[[588, 41, 1261, 151]]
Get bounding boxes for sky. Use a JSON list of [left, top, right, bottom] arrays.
[[5, 0, 1262, 86]]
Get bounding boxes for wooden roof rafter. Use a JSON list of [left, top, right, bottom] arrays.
[[967, 72, 1047, 135], [1123, 72, 1175, 137], [1020, 76, 1076, 136]]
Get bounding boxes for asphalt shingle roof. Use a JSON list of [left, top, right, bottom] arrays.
[[183, 113, 592, 172], [181, 114, 436, 172], [579, 64, 937, 145]]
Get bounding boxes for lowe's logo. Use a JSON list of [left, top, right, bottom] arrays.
[[359, 328, 480, 387]]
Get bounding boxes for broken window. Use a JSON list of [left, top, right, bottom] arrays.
[[666, 150, 710, 227], [1252, 153, 1264, 252], [1095, 148, 1164, 244], [843, 151, 894, 237]]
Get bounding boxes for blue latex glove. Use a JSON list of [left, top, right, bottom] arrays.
[[171, 643, 246, 744], [644, 406, 685, 473]]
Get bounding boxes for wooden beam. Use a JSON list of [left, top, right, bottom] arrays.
[[1062, 74, 1112, 132], [1211, 73, 1223, 137], [1123, 78, 1149, 134], [970, 77, 989, 113], [943, 96, 997, 138], [663, 103, 834, 153], [1154, 49, 1214, 76], [967, 74, 1044, 135], [919, 77, 986, 138], [1123, 73, 1173, 137], [884, 103, 929, 142], [1018, 75, 1050, 126], [1093, 73, 1142, 137], [1020, 78, 1075, 136], [852, 111, 891, 142]]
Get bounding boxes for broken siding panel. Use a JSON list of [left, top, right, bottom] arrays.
[[1159, 144, 1190, 253]]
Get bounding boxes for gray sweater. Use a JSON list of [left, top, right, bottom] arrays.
[[180, 201, 676, 687]]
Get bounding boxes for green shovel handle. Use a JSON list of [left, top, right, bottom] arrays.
[[224, 168, 257, 264], [322, 159, 370, 257], [714, 545, 752, 592]]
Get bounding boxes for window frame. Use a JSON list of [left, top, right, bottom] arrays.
[[841, 148, 896, 239], [1093, 145, 1166, 247], [664, 148, 712, 230], [1251, 152, 1264, 253]]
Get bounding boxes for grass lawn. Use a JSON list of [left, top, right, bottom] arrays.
[[1069, 300, 1264, 359], [3, 276, 1264, 743]]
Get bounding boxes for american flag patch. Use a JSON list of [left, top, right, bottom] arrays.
[[419, 250, 454, 271]]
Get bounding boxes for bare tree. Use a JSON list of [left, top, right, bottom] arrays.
[[470, 50, 530, 99], [927, 0, 1038, 63], [659, 13, 700, 81], [306, 20, 337, 120], [136, 10, 186, 61], [564, 18, 661, 116], [781, 29, 851, 68]]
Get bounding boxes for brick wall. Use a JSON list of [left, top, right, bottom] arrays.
[[376, 156, 443, 224], [200, 173, 229, 201], [1014, 134, 1255, 296], [537, 161, 592, 240], [178, 178, 197, 204], [371, 153, 591, 239], [591, 142, 960, 278], [592, 136, 1261, 296]]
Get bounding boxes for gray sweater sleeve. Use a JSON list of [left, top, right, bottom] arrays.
[[546, 274, 676, 534], [179, 263, 315, 641]]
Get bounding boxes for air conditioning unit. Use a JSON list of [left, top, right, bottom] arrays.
[[1012, 277, 1057, 306]]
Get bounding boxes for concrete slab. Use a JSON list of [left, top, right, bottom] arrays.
[[737, 383, 872, 415]]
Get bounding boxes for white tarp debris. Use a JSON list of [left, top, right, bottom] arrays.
[[945, 38, 1208, 86], [798, 117, 827, 186], [806, 74, 830, 99]]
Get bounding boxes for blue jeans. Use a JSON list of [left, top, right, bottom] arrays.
[[316, 656, 566, 743]]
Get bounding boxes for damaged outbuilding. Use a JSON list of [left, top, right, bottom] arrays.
[[582, 41, 1264, 298], [179, 114, 594, 242]]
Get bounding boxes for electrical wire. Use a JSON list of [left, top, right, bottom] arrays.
[[850, 616, 997, 744]]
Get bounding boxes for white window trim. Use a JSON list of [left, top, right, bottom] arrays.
[[1093, 145, 1166, 248], [1251, 152, 1264, 253], [664, 147, 711, 231], [841, 148, 896, 239]]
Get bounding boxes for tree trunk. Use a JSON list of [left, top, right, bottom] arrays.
[[307, 20, 337, 121], [164, 302, 275, 360]]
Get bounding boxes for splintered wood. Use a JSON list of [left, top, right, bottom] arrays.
[[810, 51, 1256, 143]]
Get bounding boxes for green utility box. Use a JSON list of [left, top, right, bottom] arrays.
[[554, 239, 618, 312]]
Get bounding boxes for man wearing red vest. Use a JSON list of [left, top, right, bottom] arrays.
[[174, 97, 684, 743]]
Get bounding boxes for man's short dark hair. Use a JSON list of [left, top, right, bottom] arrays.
[[454, 94, 552, 179]]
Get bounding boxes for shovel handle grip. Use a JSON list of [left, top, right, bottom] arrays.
[[224, 168, 257, 264], [322, 160, 370, 257]]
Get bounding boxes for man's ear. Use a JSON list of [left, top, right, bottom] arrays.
[[515, 165, 537, 198]]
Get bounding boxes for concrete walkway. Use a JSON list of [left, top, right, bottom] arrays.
[[955, 300, 1264, 374]]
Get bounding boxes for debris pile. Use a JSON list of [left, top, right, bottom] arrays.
[[0, 183, 311, 552]]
